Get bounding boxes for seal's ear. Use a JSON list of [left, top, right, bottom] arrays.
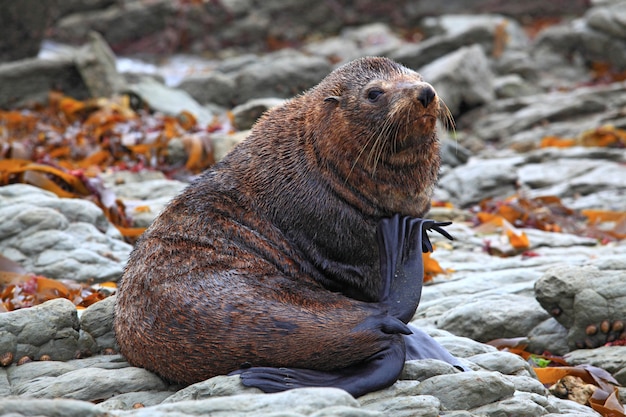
[[324, 96, 341, 105]]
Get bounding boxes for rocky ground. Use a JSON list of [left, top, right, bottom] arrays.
[[1, 0, 626, 416]]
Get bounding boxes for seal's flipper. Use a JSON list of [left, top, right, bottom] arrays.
[[231, 340, 406, 398], [377, 215, 452, 323], [403, 324, 472, 372]]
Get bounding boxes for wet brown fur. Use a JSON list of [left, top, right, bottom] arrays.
[[114, 57, 445, 384]]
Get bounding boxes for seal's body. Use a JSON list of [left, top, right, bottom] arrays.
[[115, 57, 459, 397]]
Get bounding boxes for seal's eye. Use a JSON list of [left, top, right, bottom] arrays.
[[367, 89, 384, 103]]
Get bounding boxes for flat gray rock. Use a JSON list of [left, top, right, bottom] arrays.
[[0, 56, 88, 107], [470, 391, 556, 416], [125, 77, 214, 126], [117, 387, 359, 417], [232, 50, 332, 105], [564, 346, 626, 376], [0, 397, 107, 417], [13, 366, 168, 401], [415, 371, 515, 410], [468, 351, 536, 378], [437, 156, 523, 207], [437, 293, 550, 343]]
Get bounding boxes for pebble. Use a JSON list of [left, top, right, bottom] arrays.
[[1, 2, 625, 416]]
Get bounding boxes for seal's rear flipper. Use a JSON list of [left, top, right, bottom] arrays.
[[231, 340, 406, 398], [403, 324, 471, 372], [377, 214, 452, 323], [378, 216, 468, 372]]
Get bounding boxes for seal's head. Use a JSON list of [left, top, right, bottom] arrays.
[[301, 57, 449, 216]]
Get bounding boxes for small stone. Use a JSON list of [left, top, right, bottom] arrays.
[[549, 375, 596, 405], [600, 320, 611, 334], [586, 324, 598, 335], [0, 352, 13, 367], [17, 356, 32, 366]]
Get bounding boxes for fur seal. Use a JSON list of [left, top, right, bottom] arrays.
[[114, 56, 466, 397]]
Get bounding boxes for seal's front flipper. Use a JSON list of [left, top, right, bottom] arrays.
[[377, 214, 452, 323], [231, 339, 406, 398], [403, 324, 471, 372]]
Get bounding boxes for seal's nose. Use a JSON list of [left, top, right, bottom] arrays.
[[417, 85, 436, 108]]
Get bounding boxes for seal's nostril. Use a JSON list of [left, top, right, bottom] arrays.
[[417, 86, 436, 108]]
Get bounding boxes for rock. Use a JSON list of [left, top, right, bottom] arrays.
[[585, 1, 626, 39], [517, 159, 603, 189], [415, 371, 515, 410], [535, 265, 626, 349], [0, 0, 51, 62], [546, 396, 603, 416], [303, 37, 361, 64], [426, 330, 498, 359], [79, 295, 117, 353], [99, 171, 187, 227], [0, 397, 107, 417], [328, 380, 440, 416], [75, 31, 127, 97], [361, 394, 440, 417], [465, 82, 625, 144], [232, 50, 332, 105], [101, 171, 186, 200], [437, 294, 550, 343], [437, 156, 523, 207], [533, 16, 626, 73], [503, 375, 550, 396], [0, 56, 88, 108], [483, 229, 598, 258], [565, 346, 626, 380], [358, 380, 421, 406], [181, 50, 331, 108], [492, 49, 540, 81], [0, 184, 132, 282], [53, 0, 117, 20], [232, 97, 286, 130], [468, 351, 537, 378], [52, 0, 173, 50], [212, 130, 249, 162], [0, 298, 79, 365], [527, 318, 570, 356], [96, 390, 174, 411], [177, 71, 237, 107], [12, 366, 167, 401], [439, 138, 471, 168], [393, 14, 528, 73], [340, 23, 404, 57], [400, 359, 460, 381], [493, 74, 542, 99], [419, 44, 495, 116], [162, 375, 260, 402], [121, 387, 360, 416], [6, 359, 78, 388], [470, 391, 555, 416], [310, 406, 383, 416], [125, 77, 214, 126]]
